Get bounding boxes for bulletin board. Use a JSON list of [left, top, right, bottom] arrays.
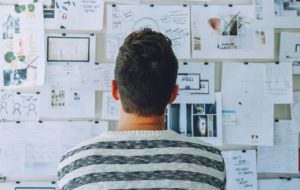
[[0, 0, 300, 190]]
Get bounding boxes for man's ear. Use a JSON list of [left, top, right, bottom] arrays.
[[168, 85, 179, 104], [111, 80, 120, 101]]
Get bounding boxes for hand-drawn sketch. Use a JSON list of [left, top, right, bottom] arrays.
[[0, 91, 40, 121], [191, 4, 274, 59], [106, 4, 191, 59], [222, 150, 258, 190], [0, 2, 45, 89], [43, 0, 104, 31]]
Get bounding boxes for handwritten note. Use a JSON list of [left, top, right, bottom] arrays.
[[265, 63, 293, 104], [106, 4, 190, 59], [222, 150, 257, 190]]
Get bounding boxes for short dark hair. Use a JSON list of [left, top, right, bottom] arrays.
[[115, 28, 178, 116]]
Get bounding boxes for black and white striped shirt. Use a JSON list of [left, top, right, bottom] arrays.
[[58, 130, 226, 190]]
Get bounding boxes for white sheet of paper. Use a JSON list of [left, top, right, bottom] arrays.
[[0, 2, 45, 90], [291, 91, 300, 131], [265, 63, 293, 103], [0, 92, 40, 121], [44, 0, 104, 31], [0, 121, 108, 177], [101, 92, 120, 121], [191, 4, 274, 59], [105, 34, 126, 60], [280, 32, 300, 74], [175, 63, 214, 104], [46, 33, 96, 65], [45, 64, 83, 86], [167, 93, 223, 146], [0, 122, 26, 176], [0, 182, 57, 190], [46, 63, 115, 91], [81, 63, 115, 91], [257, 120, 299, 173], [266, 0, 300, 28], [258, 178, 300, 190], [39, 85, 95, 119], [222, 150, 258, 190], [222, 62, 274, 146], [106, 4, 191, 59]]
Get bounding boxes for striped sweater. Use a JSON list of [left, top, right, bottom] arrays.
[[58, 130, 226, 190]]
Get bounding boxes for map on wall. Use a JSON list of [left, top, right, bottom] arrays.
[[106, 4, 191, 59], [0, 2, 45, 90], [191, 4, 274, 59]]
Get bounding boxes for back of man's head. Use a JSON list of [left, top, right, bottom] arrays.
[[115, 28, 178, 116]]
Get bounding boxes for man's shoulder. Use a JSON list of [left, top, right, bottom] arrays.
[[61, 130, 223, 160]]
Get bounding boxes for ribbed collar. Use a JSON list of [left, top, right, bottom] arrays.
[[103, 130, 179, 139]]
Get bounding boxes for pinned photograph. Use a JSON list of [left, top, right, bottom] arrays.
[[166, 93, 222, 145]]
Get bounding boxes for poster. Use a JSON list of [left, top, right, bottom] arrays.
[[222, 62, 274, 146], [191, 4, 274, 59], [39, 85, 95, 119], [175, 63, 215, 104], [0, 2, 45, 89], [43, 0, 104, 31], [167, 93, 223, 146]]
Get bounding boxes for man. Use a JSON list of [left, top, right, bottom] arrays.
[[58, 28, 226, 190]]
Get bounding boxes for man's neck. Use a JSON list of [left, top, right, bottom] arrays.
[[117, 111, 165, 131]]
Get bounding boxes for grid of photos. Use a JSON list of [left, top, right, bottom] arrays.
[[166, 103, 217, 138]]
